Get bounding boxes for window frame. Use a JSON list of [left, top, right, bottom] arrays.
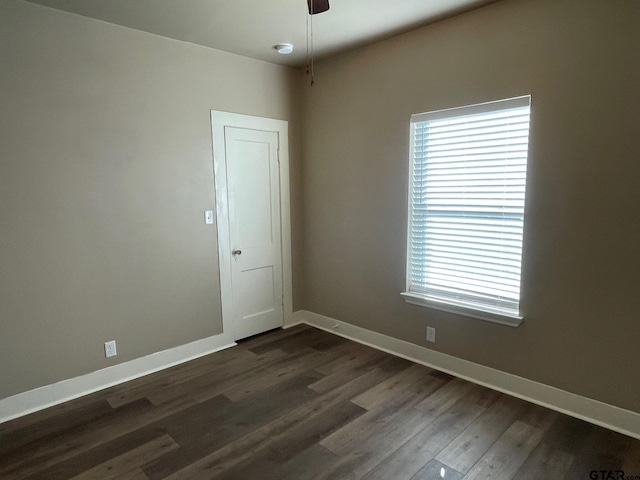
[[402, 96, 531, 327]]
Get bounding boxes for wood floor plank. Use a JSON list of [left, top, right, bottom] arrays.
[[268, 401, 367, 464], [0, 389, 113, 436], [461, 420, 543, 480], [113, 469, 149, 480], [511, 442, 575, 480], [146, 394, 240, 447], [275, 445, 340, 480], [622, 440, 640, 474], [309, 350, 410, 395], [208, 401, 367, 480], [240, 324, 310, 351], [247, 327, 332, 355], [309, 333, 350, 351], [203, 372, 425, 479], [0, 399, 114, 458], [304, 453, 366, 480], [540, 414, 593, 455], [259, 364, 407, 440], [1, 398, 158, 479], [315, 343, 387, 377], [414, 377, 476, 417], [459, 384, 502, 410], [563, 425, 632, 480], [68, 434, 178, 480], [195, 348, 315, 401], [147, 347, 289, 405], [320, 405, 433, 457], [313, 407, 443, 480], [6, 392, 199, 480], [371, 373, 448, 413], [143, 373, 321, 480], [279, 328, 345, 353], [435, 394, 530, 474], [517, 403, 559, 433], [352, 364, 435, 410], [223, 348, 328, 401], [17, 426, 169, 480], [429, 370, 456, 381], [158, 365, 406, 480], [409, 459, 464, 480], [106, 345, 256, 408], [361, 391, 487, 480], [319, 366, 439, 460], [317, 408, 440, 479], [159, 429, 270, 480], [168, 364, 427, 480]]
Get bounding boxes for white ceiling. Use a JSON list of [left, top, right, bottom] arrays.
[[25, 0, 499, 67]]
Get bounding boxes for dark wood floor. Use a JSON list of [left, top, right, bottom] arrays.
[[1, 325, 639, 480]]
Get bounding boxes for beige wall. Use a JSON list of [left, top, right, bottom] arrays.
[[301, 0, 640, 412], [0, 0, 301, 399]]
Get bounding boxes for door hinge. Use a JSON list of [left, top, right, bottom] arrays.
[[281, 295, 284, 306]]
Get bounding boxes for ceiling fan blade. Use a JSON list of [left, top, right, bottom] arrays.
[[307, 0, 330, 14]]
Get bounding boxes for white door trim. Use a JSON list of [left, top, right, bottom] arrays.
[[211, 111, 293, 339]]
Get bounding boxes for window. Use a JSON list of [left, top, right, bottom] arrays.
[[402, 96, 531, 326]]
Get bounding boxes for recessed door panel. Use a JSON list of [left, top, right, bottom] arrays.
[[231, 140, 273, 248]]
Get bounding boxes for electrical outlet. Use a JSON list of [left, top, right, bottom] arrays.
[[426, 327, 436, 343], [104, 340, 117, 358]]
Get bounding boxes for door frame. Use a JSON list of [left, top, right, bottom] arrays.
[[210, 111, 293, 340]]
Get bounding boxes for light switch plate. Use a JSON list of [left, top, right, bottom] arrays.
[[205, 210, 214, 225]]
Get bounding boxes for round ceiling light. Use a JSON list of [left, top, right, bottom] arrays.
[[274, 43, 294, 55]]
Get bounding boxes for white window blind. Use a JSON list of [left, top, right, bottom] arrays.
[[404, 96, 531, 324]]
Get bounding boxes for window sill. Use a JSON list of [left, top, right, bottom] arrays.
[[401, 292, 523, 327]]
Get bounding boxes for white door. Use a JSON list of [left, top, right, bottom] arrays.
[[224, 127, 283, 339], [211, 111, 292, 342]]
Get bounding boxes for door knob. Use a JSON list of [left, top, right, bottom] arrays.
[[232, 249, 242, 256]]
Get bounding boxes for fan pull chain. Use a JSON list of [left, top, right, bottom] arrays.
[[306, 0, 315, 86]]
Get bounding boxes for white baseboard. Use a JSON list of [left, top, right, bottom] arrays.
[[0, 333, 236, 424], [297, 310, 640, 440], [5, 311, 639, 440]]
